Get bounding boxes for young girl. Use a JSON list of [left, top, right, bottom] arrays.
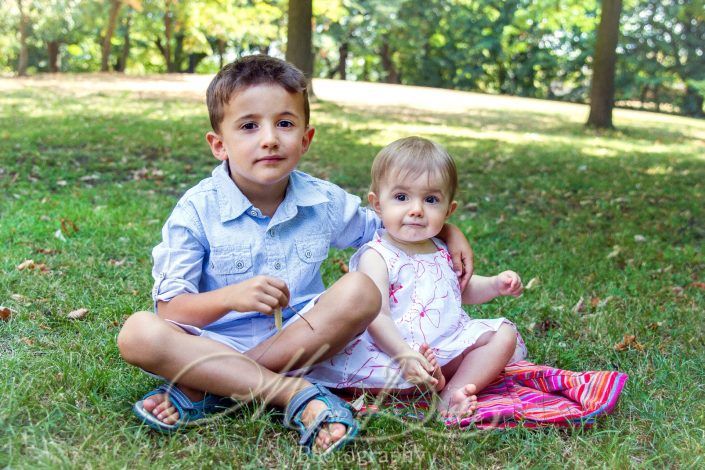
[[305, 136, 527, 418]]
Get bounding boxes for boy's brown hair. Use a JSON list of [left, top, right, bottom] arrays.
[[206, 55, 310, 133], [370, 136, 458, 200]]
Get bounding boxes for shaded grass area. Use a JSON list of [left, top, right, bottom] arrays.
[[1, 82, 704, 467]]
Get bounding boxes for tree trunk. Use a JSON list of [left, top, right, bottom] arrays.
[[380, 38, 399, 84], [216, 38, 225, 69], [115, 12, 132, 73], [586, 0, 622, 129], [47, 41, 60, 73], [101, 0, 122, 72], [17, 0, 29, 76], [337, 41, 348, 80], [285, 0, 314, 93], [163, 1, 173, 72], [186, 53, 206, 73], [173, 33, 184, 72], [681, 85, 705, 117]]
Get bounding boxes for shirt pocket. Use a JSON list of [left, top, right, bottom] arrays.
[[208, 244, 253, 288], [295, 234, 330, 282]]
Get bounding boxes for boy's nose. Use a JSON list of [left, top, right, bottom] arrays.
[[261, 125, 279, 148]]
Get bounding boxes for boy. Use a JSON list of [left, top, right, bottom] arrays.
[[117, 55, 473, 453]]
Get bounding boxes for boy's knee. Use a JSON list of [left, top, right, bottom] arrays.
[[339, 272, 382, 321], [117, 311, 162, 365]]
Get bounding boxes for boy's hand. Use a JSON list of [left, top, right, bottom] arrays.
[[397, 350, 438, 389], [223, 275, 290, 314], [494, 271, 523, 297]]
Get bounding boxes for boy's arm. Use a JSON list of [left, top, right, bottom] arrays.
[[436, 223, 474, 291], [462, 271, 523, 304], [357, 249, 437, 387], [157, 275, 290, 328]]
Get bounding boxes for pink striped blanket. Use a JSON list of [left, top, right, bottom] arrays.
[[350, 361, 628, 429]]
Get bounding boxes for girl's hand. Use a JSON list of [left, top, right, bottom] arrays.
[[495, 271, 523, 297], [397, 350, 438, 389]]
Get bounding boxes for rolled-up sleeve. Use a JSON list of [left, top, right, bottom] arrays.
[[151, 202, 206, 310], [329, 187, 381, 249]]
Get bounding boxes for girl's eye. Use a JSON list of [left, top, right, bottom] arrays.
[[425, 195, 440, 204], [394, 193, 408, 202], [278, 120, 294, 128], [241, 122, 257, 130]]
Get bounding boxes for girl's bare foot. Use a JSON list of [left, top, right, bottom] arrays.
[[420, 343, 446, 391], [439, 384, 477, 420]]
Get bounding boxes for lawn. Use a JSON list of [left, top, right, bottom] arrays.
[[1, 75, 704, 468]]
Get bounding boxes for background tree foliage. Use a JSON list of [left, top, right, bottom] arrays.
[[0, 0, 702, 116]]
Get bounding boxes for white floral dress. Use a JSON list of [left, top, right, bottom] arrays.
[[305, 229, 527, 389]]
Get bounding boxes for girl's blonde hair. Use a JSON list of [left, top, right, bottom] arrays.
[[370, 136, 458, 200]]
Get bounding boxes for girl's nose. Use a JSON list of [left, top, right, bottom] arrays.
[[408, 201, 423, 217]]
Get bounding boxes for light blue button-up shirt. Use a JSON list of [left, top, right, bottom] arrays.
[[151, 161, 380, 335]]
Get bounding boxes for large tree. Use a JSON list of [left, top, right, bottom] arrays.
[[587, 0, 623, 128], [286, 0, 313, 90]]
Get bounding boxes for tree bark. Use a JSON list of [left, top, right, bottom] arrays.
[[115, 12, 132, 72], [216, 38, 225, 70], [17, 0, 29, 76], [101, 0, 122, 72], [380, 38, 399, 84], [337, 41, 348, 80], [163, 1, 173, 72], [285, 0, 314, 93], [47, 41, 60, 73], [587, 0, 623, 129], [681, 85, 705, 117]]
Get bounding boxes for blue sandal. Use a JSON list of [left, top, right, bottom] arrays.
[[132, 383, 232, 433], [284, 384, 359, 455]]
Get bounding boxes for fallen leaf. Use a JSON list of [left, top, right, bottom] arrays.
[[647, 322, 663, 331], [17, 259, 35, 270], [0, 306, 14, 321], [606, 245, 622, 259], [590, 296, 601, 308], [464, 202, 479, 212], [614, 334, 644, 352], [67, 308, 88, 320], [109, 259, 126, 267], [525, 277, 540, 290], [572, 297, 585, 314], [688, 282, 705, 290], [60, 218, 79, 236], [21, 337, 34, 346], [36, 248, 59, 255], [672, 286, 685, 296]]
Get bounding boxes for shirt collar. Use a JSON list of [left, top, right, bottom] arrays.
[[213, 163, 329, 223]]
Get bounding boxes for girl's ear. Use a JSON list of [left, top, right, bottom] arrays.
[[368, 192, 382, 214], [446, 200, 458, 218], [206, 131, 228, 161]]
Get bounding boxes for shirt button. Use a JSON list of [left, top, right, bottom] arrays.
[[235, 261, 244, 269], [305, 250, 312, 258], [274, 262, 282, 270], [268, 229, 275, 237], [249, 210, 257, 216]]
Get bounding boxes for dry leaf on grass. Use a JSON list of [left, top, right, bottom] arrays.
[[0, 306, 14, 321], [67, 308, 89, 320], [525, 277, 540, 290], [688, 282, 705, 290], [614, 334, 645, 352], [109, 259, 126, 267], [572, 297, 585, 314], [21, 337, 34, 346], [36, 248, 59, 255], [16, 259, 50, 273]]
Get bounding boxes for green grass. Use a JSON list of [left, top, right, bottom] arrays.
[[1, 78, 704, 468]]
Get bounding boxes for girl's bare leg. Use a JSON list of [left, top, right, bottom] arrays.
[[438, 324, 517, 418]]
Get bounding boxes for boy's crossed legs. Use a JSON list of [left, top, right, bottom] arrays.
[[118, 272, 381, 451]]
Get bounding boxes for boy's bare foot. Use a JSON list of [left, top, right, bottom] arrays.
[[439, 384, 477, 420], [299, 399, 349, 452], [141, 384, 204, 425], [420, 343, 446, 392]]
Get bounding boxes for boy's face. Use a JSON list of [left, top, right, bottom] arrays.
[[206, 84, 314, 197], [369, 170, 457, 245]]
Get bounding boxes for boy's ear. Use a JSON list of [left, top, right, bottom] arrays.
[[368, 192, 382, 214], [446, 200, 458, 218], [301, 127, 315, 153], [206, 131, 228, 162]]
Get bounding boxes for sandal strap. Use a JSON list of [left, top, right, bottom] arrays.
[[284, 383, 328, 428]]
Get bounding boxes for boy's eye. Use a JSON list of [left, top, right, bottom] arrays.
[[241, 122, 258, 130], [393, 193, 408, 202], [278, 120, 294, 128], [425, 195, 440, 204]]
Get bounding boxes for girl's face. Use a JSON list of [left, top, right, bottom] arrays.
[[369, 169, 457, 246]]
